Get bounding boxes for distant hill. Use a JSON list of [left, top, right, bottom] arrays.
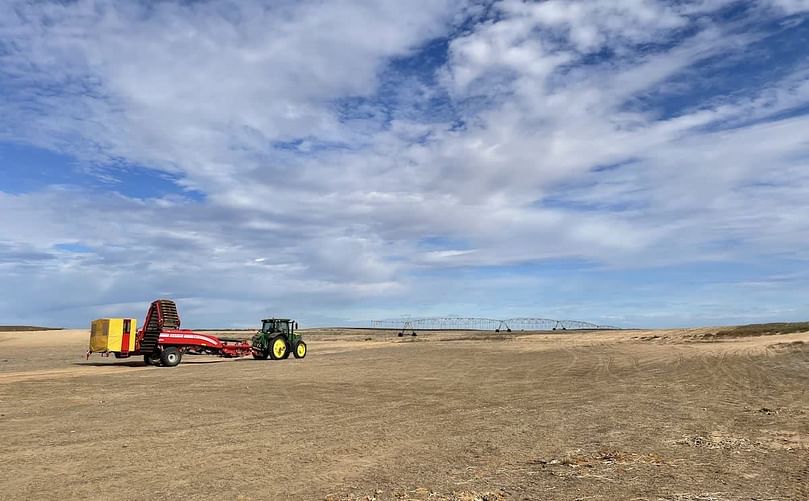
[[0, 326, 63, 332], [719, 322, 809, 337]]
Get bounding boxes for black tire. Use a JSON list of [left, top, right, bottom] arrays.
[[160, 347, 182, 367], [252, 347, 269, 360], [269, 336, 289, 360], [144, 352, 161, 366], [293, 340, 307, 359]]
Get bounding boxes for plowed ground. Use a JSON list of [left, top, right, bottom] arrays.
[[1, 327, 807, 500]]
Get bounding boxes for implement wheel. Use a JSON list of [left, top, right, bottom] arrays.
[[293, 340, 307, 359], [144, 352, 161, 366], [269, 336, 289, 360], [160, 347, 182, 367]]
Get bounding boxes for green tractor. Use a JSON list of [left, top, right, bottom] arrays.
[[251, 318, 307, 360]]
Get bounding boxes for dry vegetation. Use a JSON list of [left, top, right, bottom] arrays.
[[0, 325, 62, 332], [707, 322, 809, 339], [1, 324, 807, 500]]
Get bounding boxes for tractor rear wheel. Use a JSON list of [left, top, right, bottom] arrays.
[[252, 347, 269, 360], [293, 340, 307, 359], [144, 352, 161, 366], [269, 336, 289, 360], [160, 347, 182, 367]]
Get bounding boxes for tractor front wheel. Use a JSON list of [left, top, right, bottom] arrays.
[[160, 347, 183, 367], [293, 340, 307, 359], [269, 336, 289, 360]]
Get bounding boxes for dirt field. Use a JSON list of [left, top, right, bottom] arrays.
[[1, 326, 807, 500]]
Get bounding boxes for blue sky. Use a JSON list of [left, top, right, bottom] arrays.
[[1, 0, 808, 328]]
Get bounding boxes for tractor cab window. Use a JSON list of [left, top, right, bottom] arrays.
[[262, 320, 289, 334]]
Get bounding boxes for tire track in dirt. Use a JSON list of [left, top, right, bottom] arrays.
[[693, 336, 805, 408], [795, 462, 809, 500], [0, 365, 156, 383], [0, 358, 243, 383], [0, 340, 392, 385]]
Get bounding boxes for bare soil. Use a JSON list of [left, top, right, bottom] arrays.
[[0, 326, 807, 500]]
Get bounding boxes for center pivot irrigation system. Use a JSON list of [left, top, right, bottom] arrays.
[[371, 317, 619, 336], [86, 299, 306, 367]]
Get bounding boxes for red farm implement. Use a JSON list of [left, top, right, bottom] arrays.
[[87, 299, 253, 367]]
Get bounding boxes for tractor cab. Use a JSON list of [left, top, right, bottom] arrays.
[[251, 318, 306, 360], [261, 318, 293, 335]]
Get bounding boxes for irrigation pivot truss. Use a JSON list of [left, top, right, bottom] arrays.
[[370, 316, 618, 334]]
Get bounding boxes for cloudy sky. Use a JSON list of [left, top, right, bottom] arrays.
[[1, 0, 808, 328]]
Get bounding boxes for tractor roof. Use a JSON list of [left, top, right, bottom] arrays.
[[262, 318, 291, 322]]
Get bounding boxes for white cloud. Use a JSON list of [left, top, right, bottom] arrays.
[[765, 0, 809, 14], [0, 0, 808, 326]]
